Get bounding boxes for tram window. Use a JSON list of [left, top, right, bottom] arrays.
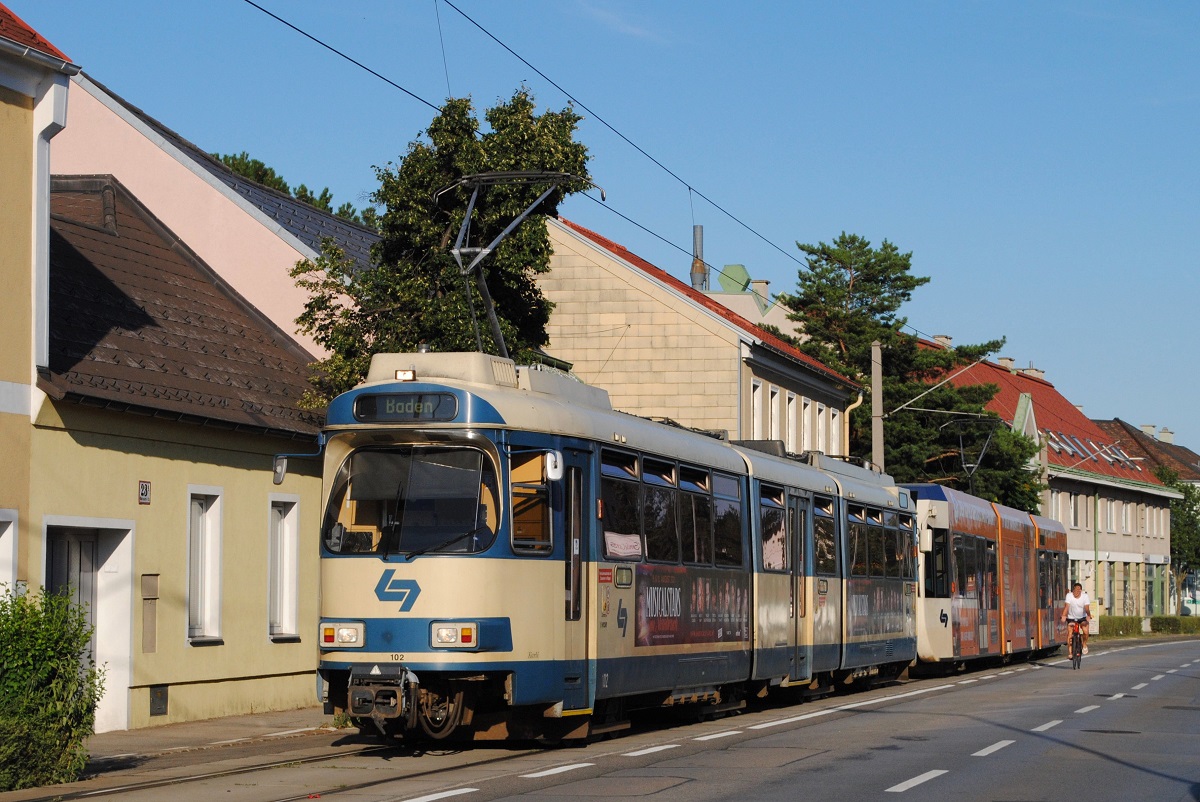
[[759, 485, 787, 573], [713, 472, 743, 567], [679, 465, 709, 494], [926, 528, 950, 597], [322, 447, 498, 556], [511, 453, 552, 554], [644, 484, 680, 563], [983, 542, 998, 611], [643, 458, 676, 487], [681, 491, 713, 564], [899, 514, 916, 579], [953, 534, 969, 597], [601, 449, 638, 480], [867, 511, 887, 578], [600, 475, 642, 560], [813, 497, 837, 576], [848, 506, 867, 577]]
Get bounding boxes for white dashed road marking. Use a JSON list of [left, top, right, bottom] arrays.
[[694, 730, 741, 741], [1075, 705, 1100, 714], [1032, 720, 1061, 732], [972, 740, 1014, 757], [885, 770, 948, 792], [520, 764, 593, 778], [623, 745, 680, 757]]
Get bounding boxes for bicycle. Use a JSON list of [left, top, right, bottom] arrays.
[[1068, 620, 1083, 670]]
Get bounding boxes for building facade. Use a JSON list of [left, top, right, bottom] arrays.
[[952, 358, 1176, 619], [543, 218, 856, 454]]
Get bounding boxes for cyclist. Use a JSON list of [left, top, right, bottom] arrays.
[[1060, 582, 1092, 658]]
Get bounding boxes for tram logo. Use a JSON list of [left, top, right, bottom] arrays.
[[375, 570, 422, 611]]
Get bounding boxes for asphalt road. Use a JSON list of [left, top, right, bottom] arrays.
[[6, 640, 1198, 802]]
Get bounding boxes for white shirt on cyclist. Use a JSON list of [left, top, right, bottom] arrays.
[[1064, 590, 1090, 620]]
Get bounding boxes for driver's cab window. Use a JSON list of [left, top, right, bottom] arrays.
[[511, 452, 552, 554]]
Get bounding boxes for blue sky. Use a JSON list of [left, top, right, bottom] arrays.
[[19, 1, 1199, 448]]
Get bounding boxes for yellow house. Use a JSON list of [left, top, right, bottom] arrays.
[[0, 5, 77, 619]]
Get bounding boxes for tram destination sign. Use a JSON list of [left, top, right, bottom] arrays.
[[354, 393, 458, 422]]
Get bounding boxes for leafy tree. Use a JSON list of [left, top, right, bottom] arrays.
[[1154, 467, 1200, 612], [291, 90, 590, 407], [213, 151, 378, 229], [0, 585, 104, 790], [774, 232, 1043, 510]]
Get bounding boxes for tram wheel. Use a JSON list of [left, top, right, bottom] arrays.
[[418, 687, 466, 739]]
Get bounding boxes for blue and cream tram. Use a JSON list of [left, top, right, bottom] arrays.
[[312, 351, 924, 742]]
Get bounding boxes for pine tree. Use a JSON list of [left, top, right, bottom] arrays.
[[775, 232, 1043, 510]]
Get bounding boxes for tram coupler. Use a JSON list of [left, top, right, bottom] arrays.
[[347, 666, 420, 734]]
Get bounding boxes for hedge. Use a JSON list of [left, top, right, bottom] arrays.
[[0, 584, 104, 791], [1149, 616, 1200, 635]]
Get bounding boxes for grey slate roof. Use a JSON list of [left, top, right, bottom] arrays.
[[41, 176, 322, 440], [82, 72, 380, 272]]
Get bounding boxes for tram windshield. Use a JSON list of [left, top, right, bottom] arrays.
[[322, 446, 499, 556]]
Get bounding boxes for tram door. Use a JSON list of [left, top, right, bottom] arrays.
[[789, 495, 813, 682], [560, 448, 592, 712], [811, 496, 841, 673]]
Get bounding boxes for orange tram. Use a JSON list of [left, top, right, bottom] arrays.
[[905, 484, 1069, 672]]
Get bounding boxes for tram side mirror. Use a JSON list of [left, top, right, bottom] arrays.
[[545, 450, 564, 482], [272, 455, 288, 485], [919, 528, 933, 552]]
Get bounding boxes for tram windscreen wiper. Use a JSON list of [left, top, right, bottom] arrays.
[[404, 525, 490, 561]]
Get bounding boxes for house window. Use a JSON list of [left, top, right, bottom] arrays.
[[751, 381, 763, 439], [816, 403, 827, 453], [188, 489, 223, 642], [1106, 499, 1116, 533], [268, 497, 300, 640], [0, 510, 15, 588], [769, 387, 780, 440], [801, 397, 813, 452], [1070, 493, 1083, 529], [1121, 502, 1132, 535], [830, 408, 842, 455], [786, 392, 797, 452]]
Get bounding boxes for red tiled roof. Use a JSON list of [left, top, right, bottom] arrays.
[[1094, 419, 1200, 482], [0, 2, 71, 62], [950, 360, 1162, 486], [556, 218, 857, 389]]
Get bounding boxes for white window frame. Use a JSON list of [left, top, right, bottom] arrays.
[[0, 509, 16, 589], [187, 486, 223, 642], [801, 397, 813, 452], [268, 495, 300, 640], [785, 392, 797, 452], [816, 403, 828, 454], [768, 386, 780, 440], [751, 380, 763, 439], [830, 408, 842, 456], [1106, 499, 1116, 533]]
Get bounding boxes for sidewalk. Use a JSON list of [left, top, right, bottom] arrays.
[[85, 704, 340, 762]]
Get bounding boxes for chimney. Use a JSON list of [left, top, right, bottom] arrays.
[[997, 357, 1015, 370], [1074, 404, 1085, 414], [933, 334, 953, 348], [690, 225, 708, 290], [1140, 424, 1157, 437], [1019, 365, 1045, 379], [1158, 427, 1174, 444], [750, 278, 770, 299]]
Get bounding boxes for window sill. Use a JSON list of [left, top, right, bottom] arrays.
[[188, 636, 224, 647], [270, 634, 302, 644]]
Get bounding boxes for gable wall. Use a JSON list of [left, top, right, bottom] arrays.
[[544, 224, 742, 434], [50, 79, 323, 357]]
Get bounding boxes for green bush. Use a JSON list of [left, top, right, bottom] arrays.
[[1097, 616, 1143, 637], [0, 584, 104, 791], [1150, 616, 1200, 635]]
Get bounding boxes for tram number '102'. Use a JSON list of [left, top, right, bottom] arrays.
[[391, 654, 403, 661]]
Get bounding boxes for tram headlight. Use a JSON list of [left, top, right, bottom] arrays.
[[431, 622, 478, 649], [321, 622, 364, 648]]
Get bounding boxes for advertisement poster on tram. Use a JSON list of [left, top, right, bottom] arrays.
[[635, 564, 749, 647]]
